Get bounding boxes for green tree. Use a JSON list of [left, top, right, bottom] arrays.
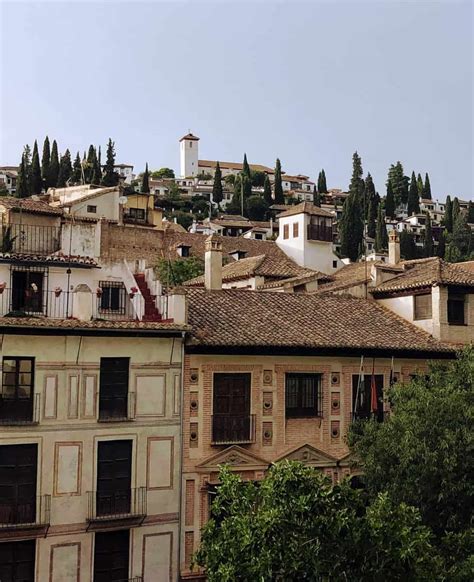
[[155, 256, 204, 287], [444, 195, 453, 233], [417, 173, 424, 197], [41, 136, 51, 189], [16, 146, 31, 198], [263, 174, 273, 205], [444, 242, 462, 263], [423, 172, 432, 199], [150, 167, 175, 179], [101, 138, 119, 186], [452, 197, 461, 225], [367, 196, 376, 239], [317, 169, 328, 194], [348, 348, 474, 576], [313, 190, 322, 207], [211, 162, 223, 205], [385, 181, 396, 218], [340, 152, 364, 261], [56, 149, 72, 187], [468, 201, 474, 223], [273, 158, 284, 204], [407, 171, 420, 215], [141, 163, 150, 194], [423, 212, 433, 257], [374, 203, 388, 251], [71, 152, 82, 184], [30, 140, 42, 194], [436, 230, 446, 258], [195, 462, 439, 582], [399, 230, 417, 259], [49, 140, 59, 187], [364, 173, 376, 219], [387, 162, 408, 207], [449, 211, 472, 261], [250, 170, 266, 187], [91, 149, 102, 185], [242, 153, 251, 179], [246, 195, 268, 221]]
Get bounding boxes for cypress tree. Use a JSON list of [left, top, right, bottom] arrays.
[[30, 140, 42, 194], [101, 138, 119, 186], [436, 231, 446, 258], [407, 171, 420, 216], [374, 203, 388, 251], [49, 140, 60, 187], [400, 230, 417, 260], [71, 152, 82, 184], [417, 173, 424, 197], [313, 190, 321, 207], [263, 174, 273, 205], [452, 197, 460, 225], [242, 174, 252, 201], [364, 173, 376, 220], [57, 149, 72, 187], [41, 136, 51, 189], [273, 158, 284, 204], [423, 212, 433, 257], [340, 152, 364, 261], [211, 162, 223, 205], [387, 162, 408, 207], [385, 181, 396, 219], [468, 201, 474, 223], [242, 154, 251, 179], [445, 242, 462, 263], [16, 148, 30, 198], [450, 211, 471, 260], [423, 173, 432, 200], [444, 195, 453, 233], [317, 169, 328, 194], [141, 163, 150, 194], [91, 151, 102, 185], [367, 196, 376, 239]]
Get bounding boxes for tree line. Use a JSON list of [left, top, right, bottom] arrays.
[[13, 137, 120, 197]]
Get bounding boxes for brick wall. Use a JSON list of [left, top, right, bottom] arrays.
[[100, 221, 164, 264]]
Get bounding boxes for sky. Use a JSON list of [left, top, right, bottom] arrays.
[[0, 0, 472, 200]]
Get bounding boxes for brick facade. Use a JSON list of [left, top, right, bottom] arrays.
[[100, 221, 164, 264]]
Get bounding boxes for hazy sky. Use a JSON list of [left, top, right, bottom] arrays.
[[1, 0, 472, 199]]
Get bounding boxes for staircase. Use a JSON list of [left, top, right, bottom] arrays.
[[134, 273, 162, 322]]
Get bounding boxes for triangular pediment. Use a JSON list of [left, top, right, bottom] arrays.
[[275, 444, 338, 467], [337, 451, 358, 467], [196, 445, 269, 472]]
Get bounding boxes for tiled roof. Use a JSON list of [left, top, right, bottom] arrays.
[[459, 260, 474, 273], [371, 257, 474, 294], [0, 252, 98, 266], [198, 160, 274, 173], [184, 254, 319, 286], [257, 271, 331, 290], [318, 262, 373, 293], [180, 133, 200, 141], [0, 317, 189, 332], [186, 289, 453, 353], [277, 202, 333, 218], [0, 197, 63, 216]]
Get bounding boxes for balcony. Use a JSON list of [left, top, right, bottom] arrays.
[[0, 393, 40, 425], [93, 287, 136, 322], [211, 414, 256, 445], [86, 487, 147, 531], [0, 288, 74, 319], [98, 393, 136, 422], [0, 495, 51, 538], [307, 224, 333, 242], [0, 224, 61, 255]]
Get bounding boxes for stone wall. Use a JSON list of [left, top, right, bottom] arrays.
[[100, 221, 164, 265]]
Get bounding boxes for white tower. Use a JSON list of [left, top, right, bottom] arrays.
[[179, 132, 199, 178]]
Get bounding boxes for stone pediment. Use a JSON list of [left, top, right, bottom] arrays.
[[196, 445, 269, 472], [275, 444, 338, 467]]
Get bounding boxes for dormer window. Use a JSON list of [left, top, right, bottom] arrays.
[[448, 292, 466, 325], [229, 249, 247, 261], [177, 244, 191, 258]]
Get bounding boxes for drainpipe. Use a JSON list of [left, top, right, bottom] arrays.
[[177, 331, 186, 581]]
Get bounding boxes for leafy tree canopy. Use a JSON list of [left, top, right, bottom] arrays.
[[150, 167, 175, 179], [246, 195, 269, 221], [155, 256, 204, 287]]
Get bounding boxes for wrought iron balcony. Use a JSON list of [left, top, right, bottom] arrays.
[[0, 224, 61, 255], [211, 414, 256, 445], [0, 393, 40, 425], [98, 392, 136, 422], [86, 487, 147, 529], [307, 224, 333, 242], [0, 495, 51, 532], [0, 288, 74, 319], [93, 287, 136, 321]]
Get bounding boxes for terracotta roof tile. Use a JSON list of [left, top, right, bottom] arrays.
[[277, 202, 333, 218], [0, 252, 98, 266], [318, 262, 372, 293], [0, 196, 63, 216], [186, 289, 453, 353], [198, 160, 274, 173], [0, 317, 189, 332]]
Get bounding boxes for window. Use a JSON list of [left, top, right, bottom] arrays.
[[1, 357, 35, 423], [414, 293, 432, 320], [94, 530, 129, 582], [189, 141, 192, 148], [0, 540, 36, 582], [285, 373, 322, 418], [448, 293, 466, 325], [99, 281, 127, 314], [128, 207, 146, 220], [352, 375, 384, 422], [293, 222, 299, 238], [179, 245, 190, 258], [87, 205, 97, 213], [283, 224, 289, 239], [96, 440, 132, 517], [11, 268, 44, 314], [0, 444, 37, 526], [332, 260, 338, 269], [212, 373, 253, 444], [99, 358, 129, 420]]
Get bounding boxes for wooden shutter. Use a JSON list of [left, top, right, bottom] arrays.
[[414, 293, 432, 320]]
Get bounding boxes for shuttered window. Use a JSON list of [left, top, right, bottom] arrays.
[[293, 222, 299, 238], [283, 224, 289, 239], [285, 374, 322, 418], [448, 293, 465, 325], [414, 294, 432, 320]]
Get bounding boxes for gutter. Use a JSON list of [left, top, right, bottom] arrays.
[[0, 326, 189, 338], [177, 331, 186, 581]]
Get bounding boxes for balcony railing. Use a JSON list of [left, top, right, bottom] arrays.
[[87, 487, 147, 523], [93, 290, 136, 321], [0, 224, 61, 255], [307, 224, 333, 242], [98, 392, 136, 422], [0, 393, 40, 425], [211, 414, 256, 445], [0, 495, 51, 530], [0, 288, 74, 319]]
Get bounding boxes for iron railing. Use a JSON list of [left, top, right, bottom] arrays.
[[94, 286, 135, 321], [211, 414, 256, 445], [87, 487, 147, 522], [0, 495, 51, 529], [0, 288, 73, 319], [307, 223, 333, 242], [0, 224, 61, 255], [0, 393, 40, 425], [98, 392, 136, 422]]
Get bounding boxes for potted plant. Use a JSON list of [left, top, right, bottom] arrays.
[[54, 286, 62, 298]]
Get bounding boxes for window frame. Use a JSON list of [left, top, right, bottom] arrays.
[[414, 293, 432, 321], [283, 224, 289, 240], [1, 357, 35, 418], [447, 293, 466, 325], [87, 205, 97, 213], [99, 281, 127, 314], [285, 373, 322, 419], [292, 222, 299, 238]]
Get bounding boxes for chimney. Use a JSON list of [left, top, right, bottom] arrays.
[[204, 234, 222, 290], [389, 229, 400, 264]]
